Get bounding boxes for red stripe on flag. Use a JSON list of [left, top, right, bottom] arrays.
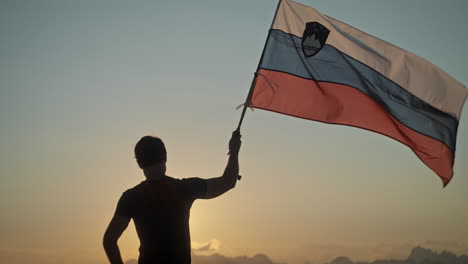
[[251, 69, 454, 185]]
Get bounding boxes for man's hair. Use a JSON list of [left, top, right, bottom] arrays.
[[134, 136, 167, 168]]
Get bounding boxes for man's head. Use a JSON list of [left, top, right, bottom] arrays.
[[134, 136, 167, 169]]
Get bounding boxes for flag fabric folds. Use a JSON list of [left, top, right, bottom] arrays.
[[250, 0, 467, 186]]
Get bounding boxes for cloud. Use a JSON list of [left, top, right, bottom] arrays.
[[192, 253, 286, 264], [192, 239, 221, 252], [419, 240, 468, 255], [329, 256, 354, 264], [296, 241, 468, 263], [326, 246, 468, 264]]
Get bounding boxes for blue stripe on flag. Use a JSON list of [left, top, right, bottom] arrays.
[[259, 29, 458, 150]]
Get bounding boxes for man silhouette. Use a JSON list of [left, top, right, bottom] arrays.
[[103, 131, 241, 264]]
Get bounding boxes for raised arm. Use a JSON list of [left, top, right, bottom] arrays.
[[204, 131, 242, 199], [103, 215, 130, 264]]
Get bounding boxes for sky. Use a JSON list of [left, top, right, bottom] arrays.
[[1, 0, 467, 263]]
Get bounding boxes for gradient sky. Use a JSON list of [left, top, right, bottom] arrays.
[[1, 0, 467, 263]]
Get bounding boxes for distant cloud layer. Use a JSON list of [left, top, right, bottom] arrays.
[[327, 247, 468, 264], [125, 247, 468, 264], [1, 246, 466, 264], [132, 247, 468, 264]]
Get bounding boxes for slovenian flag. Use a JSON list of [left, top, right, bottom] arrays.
[[249, 0, 467, 186]]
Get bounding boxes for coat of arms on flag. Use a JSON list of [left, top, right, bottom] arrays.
[[302, 22, 329, 57]]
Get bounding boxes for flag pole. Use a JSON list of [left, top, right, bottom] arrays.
[[235, 0, 282, 132]]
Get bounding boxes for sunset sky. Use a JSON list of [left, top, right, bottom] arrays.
[[1, 0, 467, 263]]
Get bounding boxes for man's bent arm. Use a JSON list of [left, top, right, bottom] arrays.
[[205, 131, 241, 199], [103, 215, 130, 264]]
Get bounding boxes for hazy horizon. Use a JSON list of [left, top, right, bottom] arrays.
[[1, 245, 467, 264]]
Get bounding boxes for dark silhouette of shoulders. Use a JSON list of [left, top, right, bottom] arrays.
[[115, 176, 207, 264]]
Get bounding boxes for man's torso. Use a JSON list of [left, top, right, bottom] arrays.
[[115, 176, 207, 264]]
